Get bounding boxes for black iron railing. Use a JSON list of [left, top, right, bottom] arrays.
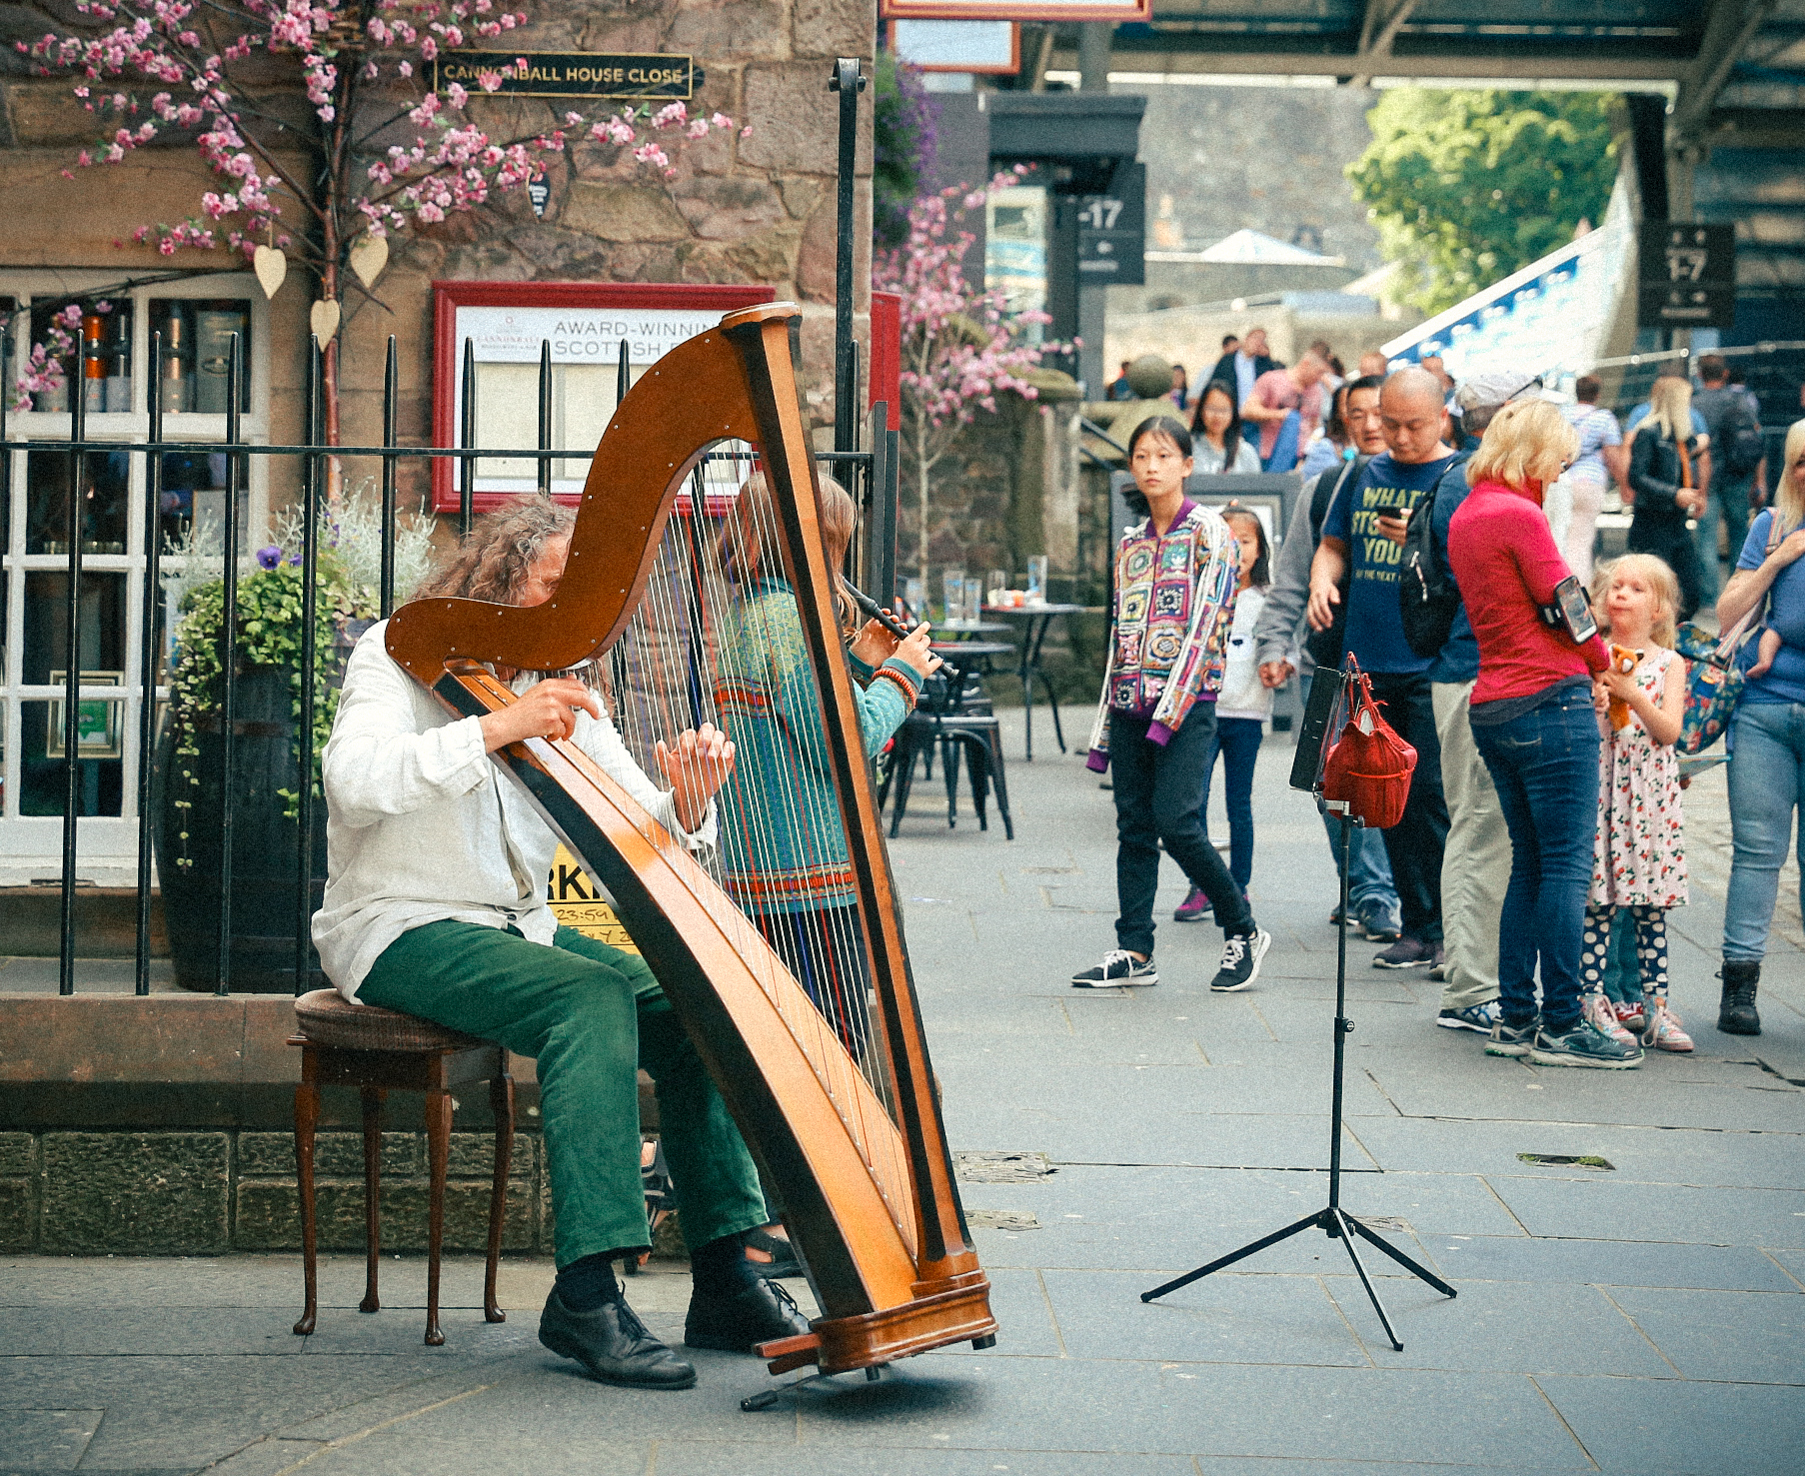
[[10, 328, 892, 996]]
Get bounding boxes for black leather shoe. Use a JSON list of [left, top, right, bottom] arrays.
[[539, 1287, 697, 1389], [684, 1276, 812, 1353]]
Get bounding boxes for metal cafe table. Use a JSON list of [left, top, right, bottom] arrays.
[[982, 603, 1088, 760]]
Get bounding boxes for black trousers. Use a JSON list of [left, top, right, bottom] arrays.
[[1627, 521, 1708, 621], [1366, 671, 1448, 945], [1110, 706, 1254, 957]]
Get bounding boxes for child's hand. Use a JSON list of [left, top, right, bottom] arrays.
[[1592, 679, 1611, 713], [1601, 666, 1639, 701]]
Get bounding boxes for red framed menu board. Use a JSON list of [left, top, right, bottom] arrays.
[[429, 280, 776, 513]]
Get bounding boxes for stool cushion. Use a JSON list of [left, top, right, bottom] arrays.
[[294, 989, 489, 1053]]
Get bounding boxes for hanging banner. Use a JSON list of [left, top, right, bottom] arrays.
[[880, 1, 1149, 19]]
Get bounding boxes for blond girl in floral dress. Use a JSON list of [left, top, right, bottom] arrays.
[[1579, 554, 1692, 1052]]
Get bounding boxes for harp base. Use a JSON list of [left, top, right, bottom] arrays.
[[740, 1362, 887, 1412], [755, 1272, 998, 1377]]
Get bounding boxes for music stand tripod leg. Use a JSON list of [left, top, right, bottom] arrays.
[[1138, 679, 1458, 1347]]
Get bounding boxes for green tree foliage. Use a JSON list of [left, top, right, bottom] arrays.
[[1347, 90, 1619, 315]]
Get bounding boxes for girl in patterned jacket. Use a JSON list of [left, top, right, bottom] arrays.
[[1074, 416, 1273, 993], [1579, 554, 1693, 1052]]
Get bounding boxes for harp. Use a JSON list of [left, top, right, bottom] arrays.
[[386, 302, 996, 1378]]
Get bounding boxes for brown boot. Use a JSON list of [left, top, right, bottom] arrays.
[[1716, 960, 1761, 1036]]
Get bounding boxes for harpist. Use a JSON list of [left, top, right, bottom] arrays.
[[312, 497, 810, 1390]]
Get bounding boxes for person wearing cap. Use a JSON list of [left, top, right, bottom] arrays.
[[1419, 370, 1545, 1035]]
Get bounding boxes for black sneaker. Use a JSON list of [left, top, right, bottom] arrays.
[[1530, 1020, 1644, 1069], [1485, 1016, 1538, 1058], [1072, 950, 1158, 988], [1373, 936, 1437, 970], [1210, 929, 1271, 992]]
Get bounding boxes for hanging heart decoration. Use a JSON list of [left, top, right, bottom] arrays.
[[310, 298, 341, 343], [252, 244, 287, 300], [348, 234, 389, 290]]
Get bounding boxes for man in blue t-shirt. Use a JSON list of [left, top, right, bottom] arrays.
[[1307, 368, 1456, 970]]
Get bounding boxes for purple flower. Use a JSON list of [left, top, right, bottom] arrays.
[[255, 545, 281, 569]]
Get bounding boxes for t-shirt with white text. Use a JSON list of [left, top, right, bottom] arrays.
[[1323, 451, 1458, 674]]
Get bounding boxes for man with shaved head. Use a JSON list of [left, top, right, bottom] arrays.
[[1306, 368, 1457, 970]]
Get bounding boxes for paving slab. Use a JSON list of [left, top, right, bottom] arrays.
[[1603, 1285, 1805, 1383], [1410, 1234, 1801, 1291], [1538, 1373, 1805, 1475], [1485, 1175, 1805, 1247]]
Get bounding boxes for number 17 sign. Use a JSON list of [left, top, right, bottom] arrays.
[[880, 1, 1151, 20]]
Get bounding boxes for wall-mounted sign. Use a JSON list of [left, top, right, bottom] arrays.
[[889, 20, 1021, 73], [548, 843, 640, 952], [1637, 222, 1736, 330], [430, 281, 775, 513], [432, 51, 694, 99], [1076, 160, 1145, 286], [880, 1, 1150, 20]]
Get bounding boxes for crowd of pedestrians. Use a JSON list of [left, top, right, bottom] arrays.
[[1081, 332, 1799, 1068]]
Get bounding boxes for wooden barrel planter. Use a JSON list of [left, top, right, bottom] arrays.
[[155, 662, 330, 994]]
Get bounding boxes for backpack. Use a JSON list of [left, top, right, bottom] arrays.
[[1399, 457, 1468, 660], [1719, 393, 1765, 477]]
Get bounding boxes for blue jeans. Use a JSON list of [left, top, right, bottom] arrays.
[[1198, 716, 1264, 891], [1321, 811, 1399, 915], [1724, 701, 1805, 962], [1471, 686, 1601, 1033]]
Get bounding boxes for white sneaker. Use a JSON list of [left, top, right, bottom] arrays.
[[1072, 950, 1159, 988]]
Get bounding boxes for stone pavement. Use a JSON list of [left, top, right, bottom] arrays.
[[4, 712, 1803, 1474]]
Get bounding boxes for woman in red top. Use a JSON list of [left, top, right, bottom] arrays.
[[1447, 399, 1638, 1069]]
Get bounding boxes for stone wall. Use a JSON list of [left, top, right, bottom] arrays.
[[0, 0, 875, 511], [0, 1125, 553, 1256]]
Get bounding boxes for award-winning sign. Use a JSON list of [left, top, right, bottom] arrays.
[[432, 51, 693, 99], [1637, 222, 1736, 330]]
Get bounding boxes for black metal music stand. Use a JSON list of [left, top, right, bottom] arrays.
[[1141, 659, 1456, 1351]]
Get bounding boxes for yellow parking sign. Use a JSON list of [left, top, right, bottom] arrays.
[[547, 843, 639, 953]]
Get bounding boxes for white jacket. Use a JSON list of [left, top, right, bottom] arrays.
[[312, 620, 712, 999], [1216, 587, 1279, 722]]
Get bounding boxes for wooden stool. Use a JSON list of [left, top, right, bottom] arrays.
[[289, 988, 515, 1346]]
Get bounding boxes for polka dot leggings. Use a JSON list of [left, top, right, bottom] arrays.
[[1580, 905, 1669, 1000]]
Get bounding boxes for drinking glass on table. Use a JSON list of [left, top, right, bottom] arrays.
[[942, 568, 967, 623], [1026, 555, 1049, 603]]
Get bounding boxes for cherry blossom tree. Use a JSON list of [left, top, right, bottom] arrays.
[[873, 176, 1058, 597], [19, 0, 742, 444]]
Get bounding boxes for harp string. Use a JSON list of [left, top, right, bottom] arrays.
[[566, 446, 909, 1224]]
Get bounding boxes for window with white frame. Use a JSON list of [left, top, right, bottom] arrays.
[[0, 270, 270, 886]]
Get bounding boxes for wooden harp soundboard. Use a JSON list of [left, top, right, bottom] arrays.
[[387, 302, 996, 1377]]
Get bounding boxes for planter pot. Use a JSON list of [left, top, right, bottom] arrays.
[[156, 662, 329, 994]]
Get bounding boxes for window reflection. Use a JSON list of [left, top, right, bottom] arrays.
[[25, 447, 130, 554]]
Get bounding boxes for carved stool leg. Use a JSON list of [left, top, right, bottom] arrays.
[[485, 1065, 514, 1324], [424, 1081, 451, 1346], [360, 1086, 386, 1314], [292, 1067, 320, 1336]]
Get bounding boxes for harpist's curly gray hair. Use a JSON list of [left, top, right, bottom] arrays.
[[416, 496, 576, 605]]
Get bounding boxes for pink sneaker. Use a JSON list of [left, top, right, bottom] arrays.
[[1643, 999, 1694, 1053], [1584, 992, 1636, 1046], [1613, 999, 1647, 1033], [1174, 886, 1212, 923]]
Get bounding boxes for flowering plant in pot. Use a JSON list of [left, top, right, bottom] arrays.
[[156, 487, 433, 991]]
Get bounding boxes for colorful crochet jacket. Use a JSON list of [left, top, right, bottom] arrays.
[[1085, 499, 1239, 770], [713, 577, 920, 914]]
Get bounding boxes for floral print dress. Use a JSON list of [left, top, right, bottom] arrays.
[[1589, 646, 1688, 910]]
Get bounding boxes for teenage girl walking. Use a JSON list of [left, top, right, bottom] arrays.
[[1580, 553, 1693, 1052], [1176, 508, 1283, 921]]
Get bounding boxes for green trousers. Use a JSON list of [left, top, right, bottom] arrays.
[[359, 920, 766, 1269]]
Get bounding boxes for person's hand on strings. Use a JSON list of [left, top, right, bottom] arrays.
[[657, 722, 737, 834], [480, 678, 600, 753]]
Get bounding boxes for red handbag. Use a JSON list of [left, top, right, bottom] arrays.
[[1321, 658, 1417, 830]]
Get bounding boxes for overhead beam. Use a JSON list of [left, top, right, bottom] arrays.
[[1352, 0, 1419, 89], [1671, 0, 1779, 142], [1053, 45, 1691, 84]]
